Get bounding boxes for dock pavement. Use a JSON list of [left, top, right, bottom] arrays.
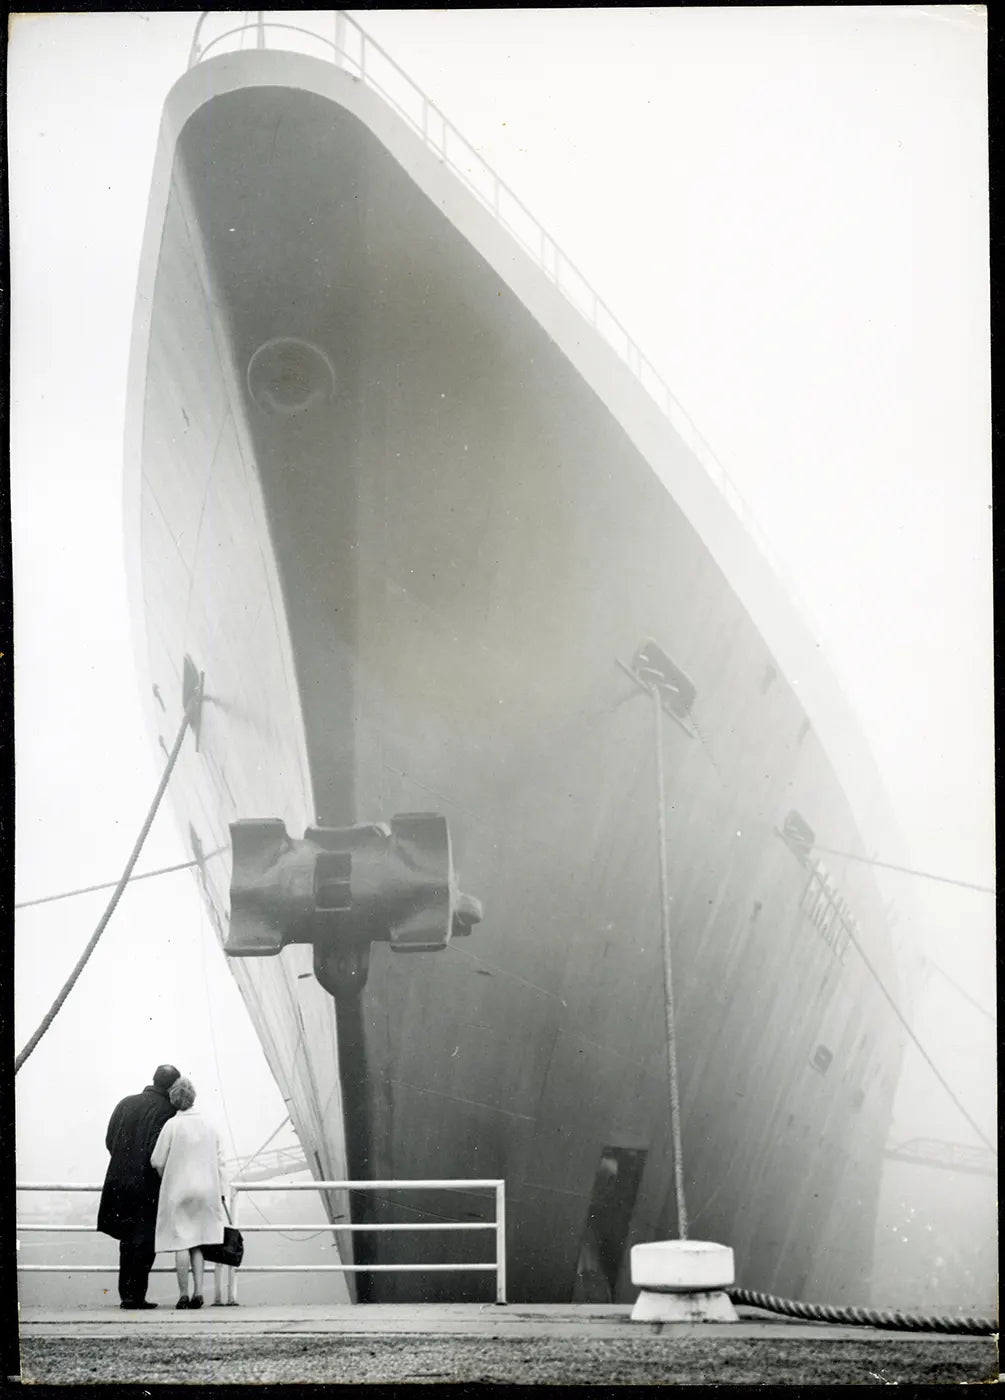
[[15, 1303, 999, 1385]]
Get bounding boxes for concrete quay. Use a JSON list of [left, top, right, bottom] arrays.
[[16, 1303, 999, 1386]]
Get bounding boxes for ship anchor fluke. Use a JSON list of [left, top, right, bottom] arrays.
[[452, 890, 483, 934], [225, 813, 482, 998]]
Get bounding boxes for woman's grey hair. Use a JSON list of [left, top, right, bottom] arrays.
[[169, 1076, 196, 1111]]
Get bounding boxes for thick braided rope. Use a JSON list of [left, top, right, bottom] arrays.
[[728, 1287, 996, 1336], [14, 687, 202, 1074]]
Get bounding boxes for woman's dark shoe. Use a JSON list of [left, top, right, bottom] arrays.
[[176, 1296, 190, 1309], [190, 1295, 204, 1310], [121, 1300, 158, 1310]]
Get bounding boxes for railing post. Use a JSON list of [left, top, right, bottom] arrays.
[[256, 11, 265, 50], [227, 1185, 239, 1305], [495, 1181, 507, 1304]]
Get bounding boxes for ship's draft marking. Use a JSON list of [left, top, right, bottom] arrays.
[[247, 336, 336, 416]]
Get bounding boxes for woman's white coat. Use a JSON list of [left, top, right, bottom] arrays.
[[151, 1107, 227, 1253]]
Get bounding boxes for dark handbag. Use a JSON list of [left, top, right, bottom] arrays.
[[201, 1226, 244, 1268], [202, 1200, 244, 1267]]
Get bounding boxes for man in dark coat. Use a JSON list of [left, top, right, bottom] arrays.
[[97, 1064, 180, 1308]]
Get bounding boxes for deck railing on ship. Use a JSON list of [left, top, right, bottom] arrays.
[[185, 11, 798, 600], [17, 1178, 508, 1305]]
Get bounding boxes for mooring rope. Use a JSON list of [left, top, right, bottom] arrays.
[[727, 1287, 996, 1336], [14, 686, 203, 1074], [625, 661, 994, 1336], [14, 856, 216, 910], [649, 677, 689, 1240]]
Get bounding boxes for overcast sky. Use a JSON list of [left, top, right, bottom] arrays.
[[10, 7, 992, 1221]]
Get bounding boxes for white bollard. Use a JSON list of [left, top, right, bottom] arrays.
[[630, 1240, 738, 1323]]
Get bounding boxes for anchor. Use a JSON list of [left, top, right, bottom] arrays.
[[226, 813, 483, 998]]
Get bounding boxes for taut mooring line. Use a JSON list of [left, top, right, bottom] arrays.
[[15, 685, 203, 1075], [647, 673, 689, 1240]]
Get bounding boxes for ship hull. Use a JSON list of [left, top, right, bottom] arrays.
[[125, 49, 906, 1304]]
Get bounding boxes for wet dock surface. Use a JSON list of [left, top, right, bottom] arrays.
[[16, 1304, 998, 1386]]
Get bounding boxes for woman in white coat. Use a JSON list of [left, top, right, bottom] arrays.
[[150, 1076, 227, 1309]]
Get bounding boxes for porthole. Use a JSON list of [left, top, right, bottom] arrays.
[[247, 337, 336, 416]]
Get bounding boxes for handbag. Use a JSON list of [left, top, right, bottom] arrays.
[[201, 1200, 244, 1268]]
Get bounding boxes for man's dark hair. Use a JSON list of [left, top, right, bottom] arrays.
[[152, 1064, 181, 1091]]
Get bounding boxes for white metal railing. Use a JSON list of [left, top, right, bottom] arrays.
[[17, 1178, 507, 1305], [183, 11, 810, 613]]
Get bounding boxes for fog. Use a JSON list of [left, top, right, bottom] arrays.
[[11, 9, 993, 1313]]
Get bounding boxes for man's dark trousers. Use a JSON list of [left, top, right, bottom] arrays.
[[118, 1223, 156, 1305]]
